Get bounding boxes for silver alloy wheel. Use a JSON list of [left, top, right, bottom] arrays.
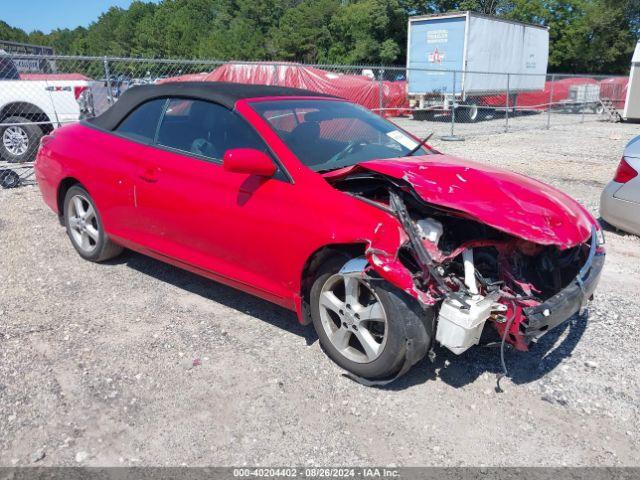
[[67, 194, 100, 254], [2, 126, 29, 157], [319, 273, 388, 363]]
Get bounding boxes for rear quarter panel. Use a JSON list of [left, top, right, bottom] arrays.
[[36, 123, 139, 236]]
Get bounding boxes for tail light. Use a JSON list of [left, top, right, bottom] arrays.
[[73, 85, 88, 100], [40, 134, 55, 148], [613, 157, 638, 183]]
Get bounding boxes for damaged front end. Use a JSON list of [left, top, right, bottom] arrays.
[[326, 164, 605, 355]]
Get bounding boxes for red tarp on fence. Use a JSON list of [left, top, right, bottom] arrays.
[[599, 77, 628, 109], [161, 63, 409, 116], [162, 64, 629, 115], [480, 77, 599, 110]]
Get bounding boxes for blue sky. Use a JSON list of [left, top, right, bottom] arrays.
[[2, 0, 161, 33]]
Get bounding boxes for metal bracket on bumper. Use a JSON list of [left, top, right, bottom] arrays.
[[521, 228, 604, 341]]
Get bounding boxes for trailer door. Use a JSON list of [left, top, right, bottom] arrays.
[[407, 16, 466, 96]]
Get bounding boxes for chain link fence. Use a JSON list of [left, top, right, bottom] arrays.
[[0, 53, 628, 188]]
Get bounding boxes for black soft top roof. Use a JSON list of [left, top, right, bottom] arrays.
[[86, 81, 337, 130]]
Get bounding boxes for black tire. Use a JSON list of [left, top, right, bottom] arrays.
[[0, 116, 43, 163], [63, 185, 123, 262], [454, 101, 494, 123], [412, 110, 434, 121], [310, 256, 433, 381], [0, 169, 21, 188], [455, 101, 480, 123]]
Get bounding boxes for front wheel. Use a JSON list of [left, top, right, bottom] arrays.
[[310, 256, 433, 381], [63, 185, 123, 262]]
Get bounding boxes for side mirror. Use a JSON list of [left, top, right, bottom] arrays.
[[223, 148, 277, 177]]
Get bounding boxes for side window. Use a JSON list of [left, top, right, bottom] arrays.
[[156, 99, 269, 160], [114, 98, 166, 143], [0, 56, 20, 80]]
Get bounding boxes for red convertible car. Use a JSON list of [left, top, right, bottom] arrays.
[[35, 82, 605, 384]]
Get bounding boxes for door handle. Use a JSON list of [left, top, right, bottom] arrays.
[[139, 166, 160, 183]]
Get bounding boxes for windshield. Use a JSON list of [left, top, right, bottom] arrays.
[[250, 99, 430, 171]]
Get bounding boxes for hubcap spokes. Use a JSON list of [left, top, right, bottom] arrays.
[[2, 126, 29, 156], [68, 195, 99, 253], [319, 274, 387, 364]]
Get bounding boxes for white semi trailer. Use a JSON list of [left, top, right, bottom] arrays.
[[407, 12, 549, 122], [623, 41, 640, 121]]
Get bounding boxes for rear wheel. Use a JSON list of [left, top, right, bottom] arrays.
[[63, 185, 123, 262], [310, 256, 432, 381], [455, 101, 490, 123], [462, 101, 479, 122], [0, 116, 43, 163]]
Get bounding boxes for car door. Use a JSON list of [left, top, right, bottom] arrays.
[[133, 98, 301, 303], [104, 98, 168, 242]]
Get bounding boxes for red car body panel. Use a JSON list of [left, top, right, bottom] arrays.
[[35, 94, 599, 333], [323, 156, 594, 249], [35, 100, 405, 317]]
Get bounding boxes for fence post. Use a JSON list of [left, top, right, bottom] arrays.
[[441, 69, 464, 141], [546, 73, 555, 129], [580, 83, 586, 123], [103, 56, 114, 105], [450, 70, 456, 137], [378, 67, 384, 116], [505, 73, 510, 133]]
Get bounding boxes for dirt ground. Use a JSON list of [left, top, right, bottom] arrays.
[[1, 118, 639, 467]]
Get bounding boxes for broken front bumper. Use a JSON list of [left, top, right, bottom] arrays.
[[521, 229, 605, 341]]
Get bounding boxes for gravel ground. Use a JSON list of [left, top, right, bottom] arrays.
[[1, 119, 639, 467]]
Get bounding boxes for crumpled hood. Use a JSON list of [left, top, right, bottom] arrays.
[[329, 154, 595, 248]]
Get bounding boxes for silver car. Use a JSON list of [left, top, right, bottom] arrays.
[[600, 135, 640, 235]]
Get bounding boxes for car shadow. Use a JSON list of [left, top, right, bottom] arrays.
[[382, 310, 589, 391], [107, 250, 318, 345], [598, 216, 636, 238], [106, 250, 588, 391]]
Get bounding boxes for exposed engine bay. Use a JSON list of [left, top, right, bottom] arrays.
[[328, 170, 602, 354]]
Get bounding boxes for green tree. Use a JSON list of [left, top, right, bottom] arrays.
[[0, 21, 29, 44], [506, 0, 639, 73], [326, 0, 406, 64], [270, 0, 339, 62], [198, 17, 270, 59]]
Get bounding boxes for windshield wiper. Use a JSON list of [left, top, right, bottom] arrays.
[[404, 132, 433, 157]]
